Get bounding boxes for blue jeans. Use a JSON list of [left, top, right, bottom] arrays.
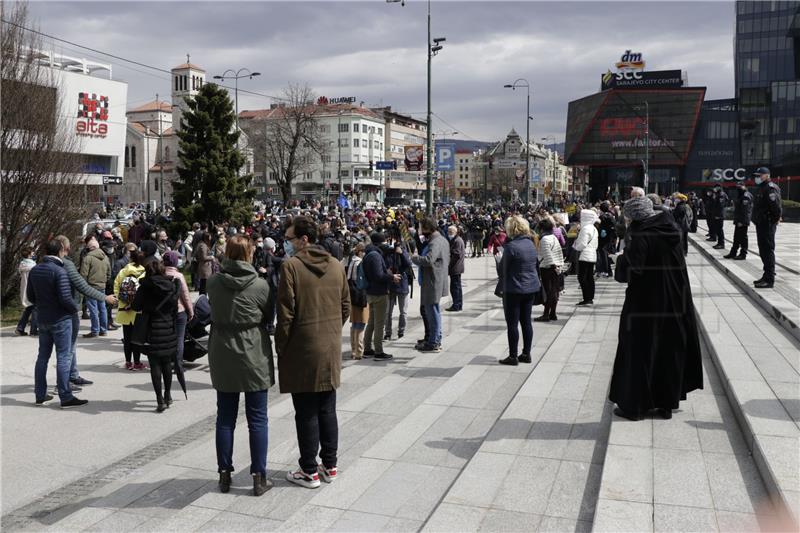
[[35, 318, 74, 402], [216, 390, 268, 475], [86, 297, 107, 335], [69, 312, 81, 380], [17, 305, 38, 334], [423, 303, 442, 345]]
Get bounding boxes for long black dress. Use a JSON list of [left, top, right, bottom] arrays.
[[609, 212, 703, 414]]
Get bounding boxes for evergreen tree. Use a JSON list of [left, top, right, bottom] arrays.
[[171, 83, 254, 233]]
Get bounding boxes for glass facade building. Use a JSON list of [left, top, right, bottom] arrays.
[[735, 0, 800, 189], [684, 99, 740, 186]]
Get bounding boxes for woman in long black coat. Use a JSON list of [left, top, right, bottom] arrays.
[[609, 197, 703, 420], [132, 258, 179, 412]]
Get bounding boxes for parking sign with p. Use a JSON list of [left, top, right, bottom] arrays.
[[435, 144, 455, 171]]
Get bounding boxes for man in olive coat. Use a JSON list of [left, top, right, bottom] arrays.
[[277, 217, 350, 489]]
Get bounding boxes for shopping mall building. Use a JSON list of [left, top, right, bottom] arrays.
[[565, 1, 800, 202]]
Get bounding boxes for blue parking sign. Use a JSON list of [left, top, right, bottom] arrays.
[[435, 144, 455, 171]]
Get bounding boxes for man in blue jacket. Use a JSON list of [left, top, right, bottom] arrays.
[[27, 239, 88, 408], [363, 232, 400, 360]]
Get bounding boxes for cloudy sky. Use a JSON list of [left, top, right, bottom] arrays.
[[27, 1, 736, 145]]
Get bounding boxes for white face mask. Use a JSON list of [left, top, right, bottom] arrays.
[[755, 177, 763, 185]]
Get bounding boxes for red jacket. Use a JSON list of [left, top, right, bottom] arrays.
[[488, 231, 507, 255]]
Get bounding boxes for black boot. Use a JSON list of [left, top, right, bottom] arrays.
[[253, 472, 273, 496], [498, 355, 518, 366], [613, 407, 642, 421], [219, 471, 232, 493], [722, 253, 735, 259], [518, 353, 532, 364], [657, 408, 672, 420]]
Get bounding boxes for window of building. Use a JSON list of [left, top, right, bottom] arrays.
[[353, 139, 359, 148], [378, 128, 383, 135], [322, 154, 331, 163], [154, 179, 159, 191], [131, 146, 136, 168], [174, 76, 179, 91], [124, 146, 130, 168], [362, 124, 368, 133], [338, 123, 349, 133], [354, 170, 360, 177], [339, 139, 348, 147], [340, 169, 349, 177], [164, 146, 170, 161], [352, 123, 359, 131]]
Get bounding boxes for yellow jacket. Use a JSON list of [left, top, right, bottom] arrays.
[[113, 263, 145, 326]]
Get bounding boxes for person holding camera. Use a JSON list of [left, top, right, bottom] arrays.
[[385, 239, 412, 340]]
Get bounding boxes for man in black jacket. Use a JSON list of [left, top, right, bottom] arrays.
[[751, 167, 782, 288], [724, 183, 753, 260]]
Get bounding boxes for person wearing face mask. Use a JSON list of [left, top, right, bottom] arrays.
[[723, 183, 753, 260], [195, 232, 215, 295], [708, 184, 729, 250], [751, 168, 782, 288], [411, 218, 450, 353], [276, 217, 349, 489]]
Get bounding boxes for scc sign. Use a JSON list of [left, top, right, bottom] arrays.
[[704, 168, 747, 181]]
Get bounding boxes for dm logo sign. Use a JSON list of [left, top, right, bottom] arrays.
[[76, 92, 109, 138], [615, 50, 645, 71]]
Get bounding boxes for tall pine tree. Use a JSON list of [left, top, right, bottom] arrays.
[[171, 83, 254, 233]]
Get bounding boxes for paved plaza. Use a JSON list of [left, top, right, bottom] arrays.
[[1, 229, 798, 532]]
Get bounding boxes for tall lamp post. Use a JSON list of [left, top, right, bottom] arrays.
[[541, 135, 556, 204], [213, 68, 261, 175], [388, 0, 445, 215], [503, 79, 532, 204]]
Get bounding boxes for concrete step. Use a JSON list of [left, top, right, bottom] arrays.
[[690, 223, 799, 343], [593, 247, 798, 532]]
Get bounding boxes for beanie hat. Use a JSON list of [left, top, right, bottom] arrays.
[[370, 232, 385, 245], [162, 250, 179, 267], [140, 239, 158, 258], [623, 197, 656, 221], [264, 237, 276, 250]]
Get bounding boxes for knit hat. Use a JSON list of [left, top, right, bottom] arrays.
[[140, 239, 158, 259], [162, 250, 179, 267], [370, 232, 386, 245], [623, 197, 656, 221], [264, 237, 276, 250]]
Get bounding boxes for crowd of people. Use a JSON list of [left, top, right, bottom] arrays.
[[18, 167, 783, 494]]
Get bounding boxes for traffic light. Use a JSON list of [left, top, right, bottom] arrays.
[[369, 160, 373, 172], [489, 158, 494, 169], [393, 160, 398, 170]]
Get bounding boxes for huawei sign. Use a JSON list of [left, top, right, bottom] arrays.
[[76, 92, 109, 137]]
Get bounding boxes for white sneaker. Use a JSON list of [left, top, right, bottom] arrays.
[[286, 469, 321, 489], [317, 464, 338, 483]]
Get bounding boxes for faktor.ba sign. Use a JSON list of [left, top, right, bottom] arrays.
[[76, 92, 109, 138]]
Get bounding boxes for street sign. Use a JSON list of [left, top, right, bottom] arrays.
[[102, 175, 123, 185], [530, 168, 541, 183], [435, 144, 456, 171], [496, 159, 521, 169], [375, 161, 394, 170]]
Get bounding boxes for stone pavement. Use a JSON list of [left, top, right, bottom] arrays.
[[1, 246, 791, 532]]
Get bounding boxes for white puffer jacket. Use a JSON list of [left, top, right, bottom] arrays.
[[538, 234, 564, 269], [573, 209, 598, 263]]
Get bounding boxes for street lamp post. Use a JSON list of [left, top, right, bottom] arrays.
[[504, 79, 532, 204], [213, 68, 261, 175], [388, 0, 444, 215]]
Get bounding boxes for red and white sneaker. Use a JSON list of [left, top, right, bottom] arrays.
[[317, 464, 337, 483], [125, 362, 134, 370], [286, 469, 321, 489], [133, 362, 148, 371]]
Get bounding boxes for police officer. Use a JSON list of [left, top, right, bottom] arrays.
[[723, 182, 753, 260], [751, 167, 782, 288], [708, 184, 729, 250]]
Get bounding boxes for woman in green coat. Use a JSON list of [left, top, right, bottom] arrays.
[[206, 235, 275, 497]]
